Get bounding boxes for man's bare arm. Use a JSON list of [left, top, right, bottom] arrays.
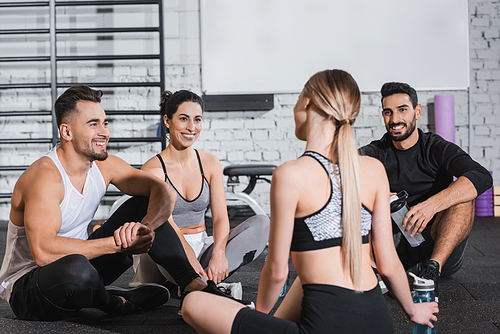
[[19, 160, 129, 266], [98, 155, 176, 231], [404, 176, 477, 235]]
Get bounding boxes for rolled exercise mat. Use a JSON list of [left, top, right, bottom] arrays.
[[434, 94, 455, 143], [475, 171, 493, 216]]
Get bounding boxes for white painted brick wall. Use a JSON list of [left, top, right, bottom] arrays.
[[470, 0, 500, 178], [1, 1, 499, 221]]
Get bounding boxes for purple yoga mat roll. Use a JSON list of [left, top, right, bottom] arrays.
[[475, 171, 493, 216], [477, 194, 493, 200], [476, 208, 494, 213], [477, 202, 494, 207], [476, 210, 493, 217], [477, 195, 493, 200], [434, 94, 455, 143]]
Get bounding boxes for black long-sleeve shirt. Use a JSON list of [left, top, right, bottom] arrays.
[[359, 129, 493, 207]]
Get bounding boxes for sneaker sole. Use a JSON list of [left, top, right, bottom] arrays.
[[106, 283, 170, 310]]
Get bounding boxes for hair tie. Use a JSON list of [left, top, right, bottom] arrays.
[[338, 119, 350, 126]]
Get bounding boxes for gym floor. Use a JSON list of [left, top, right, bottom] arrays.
[[0, 216, 498, 333]]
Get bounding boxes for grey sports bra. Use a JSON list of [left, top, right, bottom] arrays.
[[156, 150, 210, 228], [290, 151, 372, 252]]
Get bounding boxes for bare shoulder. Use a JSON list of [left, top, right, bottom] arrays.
[[282, 154, 327, 179], [196, 150, 223, 177], [359, 155, 389, 209], [10, 157, 64, 223], [359, 155, 386, 182], [140, 154, 165, 180], [142, 154, 161, 170], [196, 150, 221, 167], [272, 159, 304, 184], [271, 159, 312, 213], [19, 156, 62, 189]]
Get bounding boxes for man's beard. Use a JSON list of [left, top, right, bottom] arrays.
[[74, 137, 109, 161], [387, 114, 417, 142]]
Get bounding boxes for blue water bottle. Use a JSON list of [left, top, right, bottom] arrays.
[[409, 273, 436, 334]]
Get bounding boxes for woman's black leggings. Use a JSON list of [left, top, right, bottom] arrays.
[[9, 196, 199, 321]]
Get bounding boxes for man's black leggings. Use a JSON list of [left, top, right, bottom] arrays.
[[9, 196, 199, 321]]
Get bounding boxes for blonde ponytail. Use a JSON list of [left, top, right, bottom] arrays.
[[336, 121, 362, 291]]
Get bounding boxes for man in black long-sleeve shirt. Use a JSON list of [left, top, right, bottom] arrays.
[[360, 82, 492, 300]]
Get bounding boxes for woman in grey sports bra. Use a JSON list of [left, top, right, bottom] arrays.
[[129, 90, 269, 289], [181, 70, 438, 333]]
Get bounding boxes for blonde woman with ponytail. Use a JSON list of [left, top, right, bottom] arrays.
[[181, 70, 438, 334]]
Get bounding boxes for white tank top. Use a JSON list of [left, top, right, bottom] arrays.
[[0, 145, 107, 302], [47, 146, 107, 240]]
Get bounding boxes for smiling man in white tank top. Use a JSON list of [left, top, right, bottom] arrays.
[[0, 85, 222, 321]]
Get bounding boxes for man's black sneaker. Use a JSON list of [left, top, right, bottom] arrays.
[[106, 283, 170, 311], [418, 260, 440, 302]]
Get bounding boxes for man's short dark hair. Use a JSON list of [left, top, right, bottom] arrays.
[[54, 85, 103, 127], [380, 82, 418, 108]]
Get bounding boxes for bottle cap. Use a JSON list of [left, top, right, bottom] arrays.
[[390, 191, 409, 213], [397, 190, 409, 200], [390, 197, 405, 212], [390, 194, 399, 203], [408, 272, 434, 291]]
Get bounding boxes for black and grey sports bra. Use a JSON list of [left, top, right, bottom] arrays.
[[290, 151, 372, 252], [156, 149, 210, 228]]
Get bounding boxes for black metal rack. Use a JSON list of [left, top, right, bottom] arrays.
[[0, 0, 166, 199]]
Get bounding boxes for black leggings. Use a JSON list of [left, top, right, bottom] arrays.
[[10, 196, 199, 321], [231, 284, 394, 334], [10, 254, 122, 320]]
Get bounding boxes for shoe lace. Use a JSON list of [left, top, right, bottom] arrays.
[[420, 266, 439, 280]]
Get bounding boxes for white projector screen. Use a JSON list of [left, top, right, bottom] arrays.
[[200, 0, 469, 94]]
